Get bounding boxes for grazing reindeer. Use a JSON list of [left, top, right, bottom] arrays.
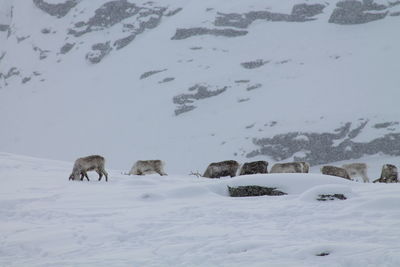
[[239, 161, 269, 175], [203, 160, 240, 178], [69, 155, 108, 182], [129, 160, 167, 176], [270, 162, 310, 173], [342, 163, 369, 183], [321, 165, 351, 180]]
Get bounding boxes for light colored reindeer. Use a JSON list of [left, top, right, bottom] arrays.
[[342, 163, 369, 183], [69, 155, 108, 182], [129, 160, 167, 176], [270, 162, 309, 173]]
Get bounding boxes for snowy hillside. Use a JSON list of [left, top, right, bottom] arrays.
[[1, 152, 400, 266], [1, 0, 400, 172]]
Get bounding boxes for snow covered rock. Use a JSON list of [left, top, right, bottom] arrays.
[[228, 185, 287, 197], [316, 194, 347, 201], [299, 184, 353, 202]]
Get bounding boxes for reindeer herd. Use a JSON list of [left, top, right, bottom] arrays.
[[68, 155, 399, 184]]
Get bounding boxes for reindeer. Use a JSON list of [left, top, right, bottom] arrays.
[[129, 160, 167, 176], [69, 155, 108, 182], [342, 163, 369, 183], [270, 162, 310, 174], [203, 160, 240, 178]]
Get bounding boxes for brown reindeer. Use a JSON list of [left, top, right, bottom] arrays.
[[69, 155, 108, 182]]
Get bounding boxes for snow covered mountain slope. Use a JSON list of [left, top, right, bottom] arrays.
[[1, 0, 400, 172], [1, 152, 400, 266]]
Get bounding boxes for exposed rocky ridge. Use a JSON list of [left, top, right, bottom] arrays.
[[140, 69, 168, 80], [65, 0, 178, 62], [215, 3, 326, 29], [171, 28, 248, 40], [33, 0, 78, 18], [170, 1, 398, 40], [0, 0, 181, 88], [173, 84, 228, 116], [329, 0, 390, 24], [247, 121, 400, 166]]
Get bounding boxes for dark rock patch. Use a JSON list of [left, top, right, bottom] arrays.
[[291, 4, 326, 19], [113, 8, 167, 50], [4, 67, 20, 79], [86, 42, 112, 64], [173, 84, 227, 115], [247, 84, 262, 91], [68, 1, 139, 37], [22, 77, 31, 84], [276, 59, 291, 64], [235, 80, 250, 83], [174, 105, 196, 116], [33, 46, 50, 60], [60, 42, 75, 54], [0, 24, 10, 32], [214, 3, 325, 29], [317, 194, 347, 201], [171, 27, 248, 40], [165, 8, 182, 17], [159, 77, 175, 84], [238, 98, 250, 103], [241, 59, 269, 69], [140, 69, 167, 80], [114, 35, 136, 50], [33, 0, 77, 18], [17, 36, 30, 43], [0, 52, 5, 62], [228, 185, 287, 197], [41, 28, 51, 34], [67, 0, 171, 53], [316, 252, 330, 256], [373, 122, 399, 129], [329, 0, 388, 25], [247, 121, 400, 166]]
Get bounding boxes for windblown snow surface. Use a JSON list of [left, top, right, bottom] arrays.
[[1, 152, 400, 266]]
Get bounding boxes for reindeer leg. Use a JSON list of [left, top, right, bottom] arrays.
[[96, 169, 103, 181], [103, 169, 108, 182]]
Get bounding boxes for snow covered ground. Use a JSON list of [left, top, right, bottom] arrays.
[[1, 152, 400, 266]]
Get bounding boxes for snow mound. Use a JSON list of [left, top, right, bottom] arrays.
[[207, 173, 353, 197], [299, 184, 354, 202]]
